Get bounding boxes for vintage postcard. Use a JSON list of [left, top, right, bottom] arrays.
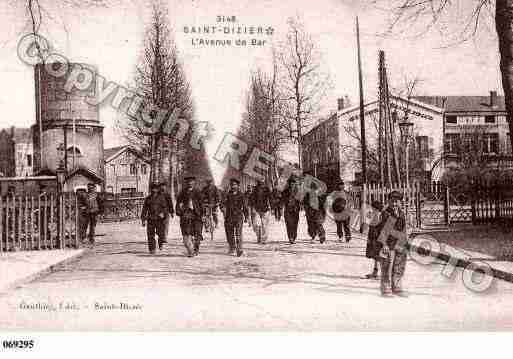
[[0, 0, 512, 343]]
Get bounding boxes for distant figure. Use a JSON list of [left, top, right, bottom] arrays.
[[175, 176, 204, 257], [201, 178, 220, 228], [303, 181, 327, 244], [270, 187, 282, 221], [141, 183, 174, 254], [158, 182, 175, 241], [77, 183, 103, 245], [222, 178, 248, 257], [281, 177, 301, 244], [332, 180, 351, 243]]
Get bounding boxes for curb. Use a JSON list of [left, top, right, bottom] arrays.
[[0, 248, 89, 293], [408, 242, 513, 285]]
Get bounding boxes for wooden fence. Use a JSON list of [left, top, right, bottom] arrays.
[[0, 192, 78, 252]]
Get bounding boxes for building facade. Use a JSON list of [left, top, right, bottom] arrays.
[[302, 96, 445, 187], [104, 145, 150, 196], [0, 127, 33, 178], [32, 63, 105, 191], [416, 91, 513, 171]]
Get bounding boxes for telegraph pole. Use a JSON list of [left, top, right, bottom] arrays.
[[356, 17, 367, 185]]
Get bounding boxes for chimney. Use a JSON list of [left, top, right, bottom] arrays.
[[337, 98, 344, 111], [490, 90, 498, 108]]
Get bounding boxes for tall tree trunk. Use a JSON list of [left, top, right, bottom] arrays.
[[496, 0, 513, 154]]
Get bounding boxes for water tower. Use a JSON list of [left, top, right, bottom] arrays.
[[32, 63, 105, 191]]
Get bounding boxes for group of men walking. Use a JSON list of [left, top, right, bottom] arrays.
[[138, 175, 409, 297]]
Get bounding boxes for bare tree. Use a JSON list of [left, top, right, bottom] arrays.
[[277, 16, 331, 170], [371, 0, 513, 164], [238, 61, 290, 186], [118, 0, 193, 190]]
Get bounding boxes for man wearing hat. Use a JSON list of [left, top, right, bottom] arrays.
[[175, 176, 205, 257], [376, 190, 407, 297], [332, 180, 352, 243], [77, 183, 104, 245], [141, 182, 174, 254], [248, 179, 272, 244], [222, 178, 248, 256], [281, 176, 301, 244]]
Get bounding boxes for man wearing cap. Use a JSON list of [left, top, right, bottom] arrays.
[[376, 191, 408, 297], [201, 178, 220, 228], [141, 182, 174, 254], [175, 176, 205, 257], [77, 183, 103, 245], [158, 182, 175, 241], [332, 180, 351, 243], [222, 178, 249, 256], [281, 177, 301, 244], [248, 180, 272, 244]]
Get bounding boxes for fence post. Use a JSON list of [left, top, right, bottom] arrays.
[[444, 185, 450, 226]]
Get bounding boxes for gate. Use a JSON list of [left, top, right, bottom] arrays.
[[0, 192, 78, 252]]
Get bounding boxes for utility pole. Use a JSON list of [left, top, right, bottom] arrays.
[[356, 16, 367, 185], [378, 51, 384, 187]]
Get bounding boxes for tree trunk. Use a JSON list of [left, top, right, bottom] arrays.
[[496, 0, 513, 155]]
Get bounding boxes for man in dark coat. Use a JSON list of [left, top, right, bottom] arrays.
[[281, 177, 301, 244], [376, 191, 408, 297], [141, 182, 174, 254], [175, 176, 204, 257], [201, 178, 220, 228], [222, 178, 249, 256], [303, 182, 327, 244], [248, 180, 272, 244], [332, 180, 352, 243], [77, 183, 103, 245]]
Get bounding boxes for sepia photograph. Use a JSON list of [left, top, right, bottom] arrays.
[[0, 0, 513, 348]]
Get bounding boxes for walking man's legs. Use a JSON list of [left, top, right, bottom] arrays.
[[336, 220, 343, 240], [225, 220, 235, 253], [147, 220, 157, 253], [234, 220, 244, 256], [391, 249, 408, 295], [260, 212, 269, 244], [156, 220, 166, 250], [88, 214, 97, 244], [343, 219, 352, 242], [379, 251, 392, 296]]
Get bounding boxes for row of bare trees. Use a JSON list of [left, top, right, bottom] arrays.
[[237, 17, 331, 186]]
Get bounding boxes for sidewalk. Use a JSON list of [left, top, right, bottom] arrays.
[[0, 248, 85, 292]]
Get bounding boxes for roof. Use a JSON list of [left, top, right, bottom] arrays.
[[104, 145, 149, 163], [415, 95, 506, 113]]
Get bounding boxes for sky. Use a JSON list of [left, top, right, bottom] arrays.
[[0, 0, 503, 183]]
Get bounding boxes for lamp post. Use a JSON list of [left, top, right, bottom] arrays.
[[399, 116, 414, 228], [56, 143, 67, 249]]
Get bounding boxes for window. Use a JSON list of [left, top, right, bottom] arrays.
[[446, 115, 457, 124], [416, 136, 429, 158], [120, 164, 128, 176], [129, 163, 137, 175], [444, 134, 460, 154], [141, 164, 147, 175], [107, 186, 113, 193], [482, 133, 499, 154], [485, 115, 495, 124], [507, 133, 511, 154], [26, 154, 32, 166]]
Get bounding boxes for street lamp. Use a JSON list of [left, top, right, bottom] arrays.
[[398, 116, 414, 187], [399, 116, 414, 229]]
